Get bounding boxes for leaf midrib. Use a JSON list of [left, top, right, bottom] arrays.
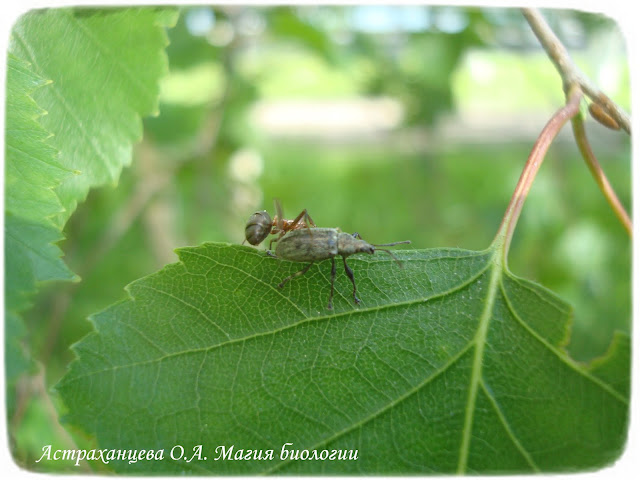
[[457, 249, 502, 473], [265, 340, 476, 474]]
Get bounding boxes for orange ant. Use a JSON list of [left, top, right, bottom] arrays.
[[244, 198, 316, 250]]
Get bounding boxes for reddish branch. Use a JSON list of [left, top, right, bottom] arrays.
[[520, 8, 632, 238], [498, 87, 583, 257]]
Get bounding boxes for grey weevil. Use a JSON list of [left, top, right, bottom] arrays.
[[270, 227, 410, 309]]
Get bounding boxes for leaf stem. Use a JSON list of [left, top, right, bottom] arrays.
[[570, 114, 632, 236], [522, 8, 630, 135], [494, 87, 582, 261]]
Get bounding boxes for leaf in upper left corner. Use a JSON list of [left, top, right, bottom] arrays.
[[9, 7, 179, 228]]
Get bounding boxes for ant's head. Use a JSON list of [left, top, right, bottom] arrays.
[[244, 210, 273, 246]]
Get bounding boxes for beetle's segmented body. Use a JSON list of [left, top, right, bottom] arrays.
[[272, 228, 409, 309], [275, 228, 338, 262]]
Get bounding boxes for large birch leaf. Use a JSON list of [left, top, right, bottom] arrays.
[[56, 243, 629, 474]]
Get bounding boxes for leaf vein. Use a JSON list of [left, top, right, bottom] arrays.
[[67, 10, 155, 106], [134, 283, 231, 341], [265, 341, 475, 474], [480, 379, 540, 471], [179, 248, 309, 318]]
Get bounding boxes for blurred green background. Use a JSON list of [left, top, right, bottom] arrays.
[[15, 6, 630, 469]]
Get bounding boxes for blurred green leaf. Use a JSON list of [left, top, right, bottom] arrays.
[[145, 102, 212, 147], [5, 5, 177, 344], [5, 54, 76, 412], [268, 8, 336, 61], [5, 5, 177, 449], [163, 7, 222, 70], [57, 243, 628, 474], [5, 54, 76, 310]]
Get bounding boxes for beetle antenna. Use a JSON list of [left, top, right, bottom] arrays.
[[375, 247, 407, 268], [373, 240, 411, 247], [373, 241, 410, 267]]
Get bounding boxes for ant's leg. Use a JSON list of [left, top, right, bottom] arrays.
[[274, 198, 285, 231], [288, 208, 311, 230], [278, 262, 314, 288], [328, 257, 336, 310], [287, 209, 316, 241], [268, 225, 294, 252], [290, 209, 305, 226], [304, 210, 317, 228], [269, 225, 291, 252], [342, 256, 361, 305], [351, 232, 363, 239]]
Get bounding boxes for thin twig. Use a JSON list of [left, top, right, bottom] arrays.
[[522, 8, 632, 237], [522, 8, 630, 135], [11, 370, 91, 471]]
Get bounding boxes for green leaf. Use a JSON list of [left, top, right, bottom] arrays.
[[5, 54, 76, 312], [268, 8, 336, 62], [56, 243, 629, 474], [5, 54, 76, 401], [9, 7, 178, 228], [5, 6, 176, 418]]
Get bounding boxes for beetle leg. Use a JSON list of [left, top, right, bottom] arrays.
[[328, 257, 336, 310], [351, 232, 363, 239], [342, 256, 361, 305], [278, 262, 314, 288]]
